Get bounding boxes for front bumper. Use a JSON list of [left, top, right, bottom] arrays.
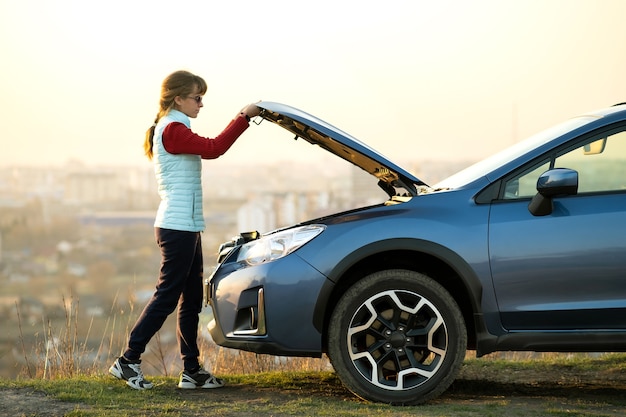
[[206, 251, 330, 357]]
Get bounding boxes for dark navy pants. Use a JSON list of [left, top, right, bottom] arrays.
[[124, 228, 203, 372]]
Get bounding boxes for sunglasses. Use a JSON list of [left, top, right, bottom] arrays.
[[187, 95, 203, 104]]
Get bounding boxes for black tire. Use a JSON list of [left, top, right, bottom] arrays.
[[327, 269, 467, 405]]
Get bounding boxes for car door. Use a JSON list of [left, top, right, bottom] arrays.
[[488, 127, 626, 331]]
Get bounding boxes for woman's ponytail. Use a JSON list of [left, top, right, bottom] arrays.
[[143, 116, 159, 160]]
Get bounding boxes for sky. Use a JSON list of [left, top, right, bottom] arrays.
[[1, 0, 626, 169]]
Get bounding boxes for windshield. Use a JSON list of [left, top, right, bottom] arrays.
[[434, 115, 599, 189]]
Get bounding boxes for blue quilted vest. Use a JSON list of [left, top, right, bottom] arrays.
[[152, 109, 205, 232]]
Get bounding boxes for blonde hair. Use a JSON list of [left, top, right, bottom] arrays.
[[143, 70, 208, 159]]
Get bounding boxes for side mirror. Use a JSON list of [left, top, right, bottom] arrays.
[[528, 168, 578, 216]]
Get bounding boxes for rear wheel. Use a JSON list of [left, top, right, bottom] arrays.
[[328, 269, 467, 405]]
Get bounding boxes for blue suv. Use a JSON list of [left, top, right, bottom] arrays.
[[205, 102, 626, 405]]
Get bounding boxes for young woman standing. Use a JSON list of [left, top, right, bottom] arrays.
[[109, 70, 260, 390]]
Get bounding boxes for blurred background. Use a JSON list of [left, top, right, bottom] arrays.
[[1, 0, 625, 377]]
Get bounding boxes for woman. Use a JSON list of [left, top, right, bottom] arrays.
[[109, 70, 261, 390]]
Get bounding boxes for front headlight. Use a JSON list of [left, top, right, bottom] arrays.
[[236, 224, 325, 266]]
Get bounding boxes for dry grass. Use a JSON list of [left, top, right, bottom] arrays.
[[12, 293, 618, 383], [14, 294, 331, 379]]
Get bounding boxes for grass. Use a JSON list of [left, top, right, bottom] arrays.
[[5, 296, 626, 416], [0, 372, 408, 417], [2, 354, 626, 417]]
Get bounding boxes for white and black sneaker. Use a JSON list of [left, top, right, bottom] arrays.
[[109, 357, 153, 390], [178, 367, 224, 389]]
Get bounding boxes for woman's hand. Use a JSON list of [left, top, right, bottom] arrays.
[[240, 103, 261, 119]]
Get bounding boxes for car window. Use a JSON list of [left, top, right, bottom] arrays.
[[502, 128, 626, 199], [555, 131, 626, 193]]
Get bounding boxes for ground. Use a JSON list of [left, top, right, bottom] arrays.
[[2, 362, 626, 416]]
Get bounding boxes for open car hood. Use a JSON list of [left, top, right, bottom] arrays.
[[257, 101, 426, 197]]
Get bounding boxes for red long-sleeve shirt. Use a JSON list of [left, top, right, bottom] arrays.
[[162, 115, 249, 159]]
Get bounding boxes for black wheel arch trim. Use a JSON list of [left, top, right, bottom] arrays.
[[493, 331, 626, 352]]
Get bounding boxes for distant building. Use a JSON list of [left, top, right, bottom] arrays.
[[350, 165, 387, 206], [64, 171, 121, 207], [77, 211, 155, 227], [237, 195, 276, 233]]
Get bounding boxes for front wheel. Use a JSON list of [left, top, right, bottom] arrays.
[[327, 269, 467, 405]]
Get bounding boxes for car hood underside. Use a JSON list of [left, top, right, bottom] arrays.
[[256, 101, 426, 197]]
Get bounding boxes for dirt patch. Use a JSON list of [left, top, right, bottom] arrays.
[[0, 388, 78, 417]]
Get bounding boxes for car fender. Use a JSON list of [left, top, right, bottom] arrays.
[[306, 237, 492, 351]]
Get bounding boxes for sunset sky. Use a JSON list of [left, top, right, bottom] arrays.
[[1, 0, 625, 169]]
